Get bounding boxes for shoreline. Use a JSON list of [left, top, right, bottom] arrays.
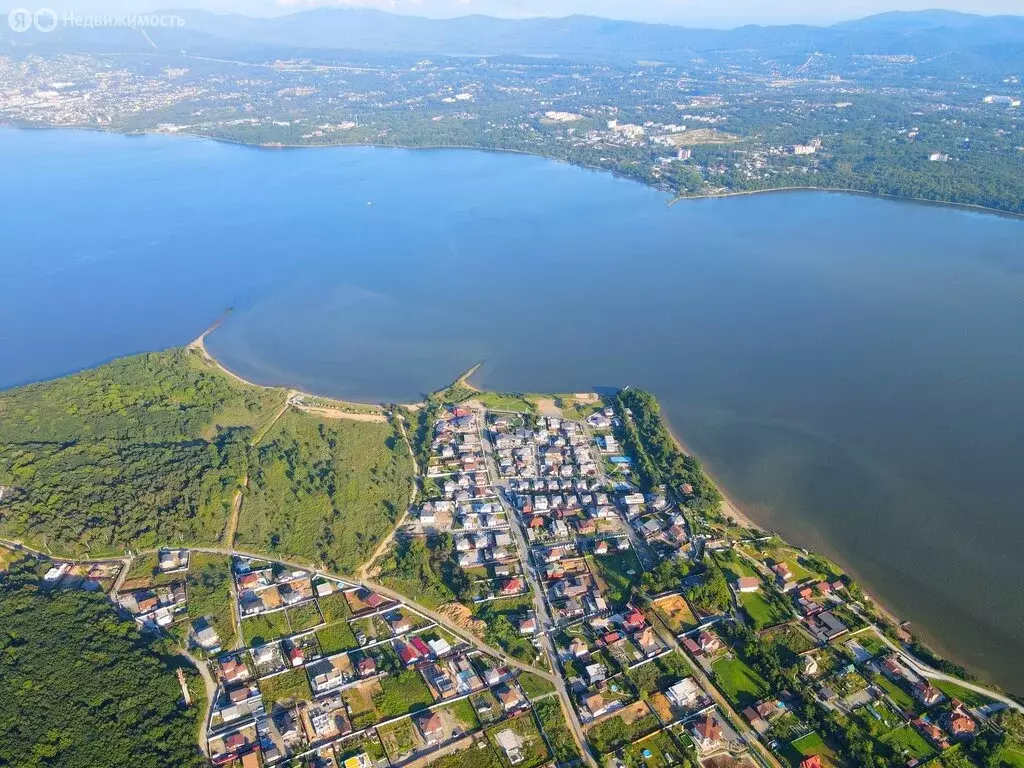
[[662, 419, 766, 535], [9, 328, 1015, 696], [5, 123, 1024, 221], [672, 185, 1024, 221], [660, 410, 990, 684]]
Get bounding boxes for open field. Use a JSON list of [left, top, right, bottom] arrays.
[[470, 392, 538, 414], [0, 348, 281, 556], [711, 657, 769, 709], [317, 620, 359, 655], [933, 679, 996, 708], [259, 668, 312, 705], [588, 702, 660, 755], [622, 729, 686, 768], [236, 409, 414, 575], [533, 698, 582, 765], [486, 713, 550, 768], [740, 590, 790, 629], [374, 670, 434, 718], [761, 624, 816, 658], [876, 675, 916, 712], [658, 128, 740, 146], [242, 610, 291, 645], [186, 552, 236, 648], [653, 594, 699, 633], [343, 680, 383, 729], [881, 725, 936, 762], [781, 731, 840, 768], [589, 550, 642, 608]]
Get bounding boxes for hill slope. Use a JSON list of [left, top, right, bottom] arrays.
[[0, 348, 284, 555]]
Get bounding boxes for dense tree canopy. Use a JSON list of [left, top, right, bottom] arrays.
[[0, 561, 207, 768], [0, 349, 283, 555]]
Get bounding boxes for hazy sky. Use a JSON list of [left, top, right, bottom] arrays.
[[64, 0, 1024, 26]]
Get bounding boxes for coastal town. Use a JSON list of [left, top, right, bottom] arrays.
[[2, 381, 1022, 768], [2, 23, 1022, 213]]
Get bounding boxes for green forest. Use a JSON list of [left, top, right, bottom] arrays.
[[0, 347, 413, 574], [0, 559, 207, 768], [235, 410, 414, 574], [0, 348, 283, 556], [614, 388, 722, 515]]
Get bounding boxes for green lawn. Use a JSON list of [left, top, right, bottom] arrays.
[[587, 710, 660, 755], [373, 670, 434, 718], [780, 732, 840, 768], [876, 675, 917, 712], [534, 698, 582, 765], [237, 410, 414, 574], [995, 747, 1024, 768], [378, 719, 418, 760], [517, 672, 556, 699], [123, 553, 183, 587], [882, 726, 937, 762], [474, 596, 542, 666], [427, 743, 503, 768], [486, 713, 551, 768], [626, 653, 692, 696], [316, 590, 353, 623], [442, 697, 481, 732], [242, 610, 291, 646], [739, 590, 790, 630], [559, 398, 604, 422], [475, 392, 538, 414], [714, 551, 757, 580], [856, 633, 888, 658], [259, 668, 312, 705], [589, 551, 643, 609], [287, 602, 323, 633], [762, 624, 816, 658], [317, 621, 359, 655], [621, 730, 686, 768], [186, 553, 236, 649], [711, 657, 769, 709], [933, 679, 995, 708], [852, 700, 903, 738]]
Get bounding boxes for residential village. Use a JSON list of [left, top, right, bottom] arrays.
[[404, 392, 1018, 768], [24, 543, 563, 768], [8, 389, 1019, 768]]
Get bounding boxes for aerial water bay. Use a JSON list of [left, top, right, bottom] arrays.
[[1, 127, 1023, 692]]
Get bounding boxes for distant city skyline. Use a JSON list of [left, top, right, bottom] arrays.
[[36, 0, 1024, 26]]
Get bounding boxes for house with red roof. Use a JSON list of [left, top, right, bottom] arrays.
[[396, 641, 421, 667], [943, 703, 978, 740], [690, 714, 724, 752], [622, 608, 646, 632]]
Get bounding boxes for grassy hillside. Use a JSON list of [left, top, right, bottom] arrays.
[[0, 559, 208, 768], [0, 348, 284, 555], [236, 410, 414, 574]]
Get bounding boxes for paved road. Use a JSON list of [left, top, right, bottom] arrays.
[[473, 407, 600, 768], [180, 646, 218, 757], [640, 591, 783, 768], [852, 609, 1024, 715], [0, 537, 555, 683], [110, 552, 217, 756], [498, 491, 600, 767]]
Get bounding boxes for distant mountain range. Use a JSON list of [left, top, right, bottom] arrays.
[[4, 7, 1024, 70]]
